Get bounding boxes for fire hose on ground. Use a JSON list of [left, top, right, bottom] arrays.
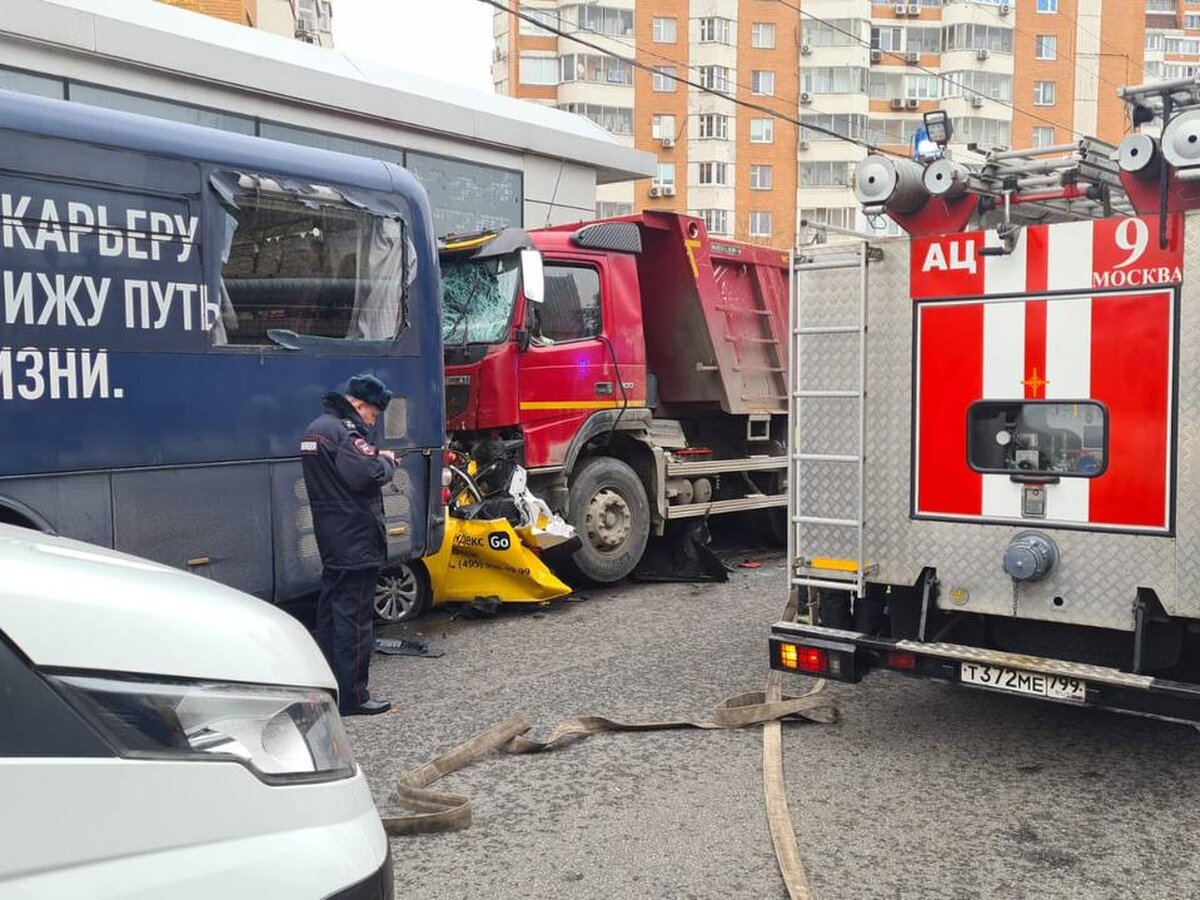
[[378, 597, 836, 900]]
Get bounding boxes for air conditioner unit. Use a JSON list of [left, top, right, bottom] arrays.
[[894, 3, 907, 15], [906, 51, 920, 64], [801, 43, 812, 55], [870, 49, 882, 63], [907, 4, 921, 14], [998, 3, 1011, 14], [800, 91, 813, 105], [799, 140, 811, 150], [650, 186, 661, 198], [890, 97, 905, 110], [906, 98, 920, 109], [662, 185, 677, 197], [971, 95, 985, 108], [661, 136, 675, 148], [977, 49, 990, 61]]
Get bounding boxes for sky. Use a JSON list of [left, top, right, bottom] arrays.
[[332, 0, 496, 92]]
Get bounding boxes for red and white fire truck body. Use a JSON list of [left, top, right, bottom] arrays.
[[772, 83, 1200, 722]]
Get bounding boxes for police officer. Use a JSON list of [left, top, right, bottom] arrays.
[[300, 374, 398, 716]]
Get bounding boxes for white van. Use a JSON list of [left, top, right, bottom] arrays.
[[0, 524, 392, 899]]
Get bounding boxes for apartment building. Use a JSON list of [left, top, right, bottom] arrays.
[[498, 1, 1147, 248], [1144, 0, 1200, 135], [155, 0, 334, 46]]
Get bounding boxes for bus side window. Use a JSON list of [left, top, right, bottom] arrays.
[[211, 187, 415, 347]]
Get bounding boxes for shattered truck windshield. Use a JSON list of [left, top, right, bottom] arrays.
[[440, 255, 521, 345]]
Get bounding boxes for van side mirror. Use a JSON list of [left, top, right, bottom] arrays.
[[520, 249, 544, 304]]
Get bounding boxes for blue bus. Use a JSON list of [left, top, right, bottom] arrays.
[[0, 89, 445, 604]]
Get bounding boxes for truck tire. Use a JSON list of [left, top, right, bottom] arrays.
[[564, 456, 650, 584]]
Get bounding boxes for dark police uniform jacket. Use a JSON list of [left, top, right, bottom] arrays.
[[300, 393, 396, 571]]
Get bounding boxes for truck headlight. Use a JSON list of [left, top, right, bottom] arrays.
[[50, 674, 355, 784]]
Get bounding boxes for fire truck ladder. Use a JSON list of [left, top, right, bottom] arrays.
[[788, 230, 876, 624]]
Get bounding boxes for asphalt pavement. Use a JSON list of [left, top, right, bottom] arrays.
[[343, 555, 1200, 899]]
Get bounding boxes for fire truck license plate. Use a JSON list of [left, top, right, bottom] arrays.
[[960, 663, 1086, 702]]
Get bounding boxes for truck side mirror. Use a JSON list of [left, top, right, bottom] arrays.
[[520, 249, 544, 305]]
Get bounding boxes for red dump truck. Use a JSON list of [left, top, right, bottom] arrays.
[[436, 211, 790, 586]]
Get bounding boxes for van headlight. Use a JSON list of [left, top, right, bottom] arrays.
[[50, 674, 355, 784]]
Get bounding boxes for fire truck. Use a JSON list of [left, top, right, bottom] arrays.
[[435, 212, 790, 587], [771, 79, 1200, 723]]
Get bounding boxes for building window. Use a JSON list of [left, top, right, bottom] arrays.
[[749, 211, 773, 238], [653, 66, 677, 92], [1036, 0, 1057, 11], [560, 54, 632, 85], [752, 22, 777, 49], [941, 24, 1014, 54], [518, 6, 557, 36], [519, 55, 558, 85], [906, 75, 940, 100], [698, 113, 730, 139], [1034, 80, 1057, 106], [596, 201, 633, 218], [1187, 13, 1200, 29], [801, 113, 869, 142], [653, 17, 677, 43], [560, 103, 634, 135], [1032, 126, 1055, 148], [750, 165, 774, 190], [804, 18, 867, 47], [651, 114, 677, 141], [907, 27, 941, 54], [1166, 37, 1200, 53], [751, 71, 775, 96], [656, 162, 676, 188], [1146, 0, 1175, 10], [941, 70, 1013, 101], [699, 66, 733, 93], [871, 26, 903, 52], [1035, 35, 1057, 59], [800, 207, 854, 231], [699, 17, 734, 44], [698, 162, 729, 185], [800, 161, 853, 188], [1146, 32, 1165, 51], [803, 67, 869, 94], [567, 4, 634, 36], [701, 209, 730, 236], [750, 119, 774, 143]]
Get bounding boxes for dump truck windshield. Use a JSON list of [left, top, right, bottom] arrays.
[[441, 255, 521, 345]]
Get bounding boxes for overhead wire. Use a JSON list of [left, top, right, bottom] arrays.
[[773, 0, 1096, 140], [482, 0, 908, 157], [552, 20, 846, 148]]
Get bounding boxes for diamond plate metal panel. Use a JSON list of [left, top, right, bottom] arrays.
[[1174, 213, 1200, 618], [792, 232, 1188, 633]]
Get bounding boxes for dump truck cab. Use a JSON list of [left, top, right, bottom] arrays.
[[440, 212, 790, 584]]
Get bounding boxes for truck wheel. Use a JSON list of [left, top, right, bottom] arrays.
[[374, 561, 431, 623], [565, 457, 650, 584]]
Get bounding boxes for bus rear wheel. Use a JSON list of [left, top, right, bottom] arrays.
[[563, 457, 650, 584]]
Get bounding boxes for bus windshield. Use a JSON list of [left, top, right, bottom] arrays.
[[440, 254, 520, 345]]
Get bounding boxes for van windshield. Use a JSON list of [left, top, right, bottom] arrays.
[[440, 255, 520, 345]]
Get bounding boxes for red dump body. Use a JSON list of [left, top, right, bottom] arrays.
[[444, 211, 789, 470]]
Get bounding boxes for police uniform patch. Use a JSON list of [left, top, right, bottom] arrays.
[[353, 438, 376, 456], [300, 439, 319, 454]]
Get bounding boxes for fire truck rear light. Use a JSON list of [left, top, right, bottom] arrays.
[[780, 644, 828, 674], [886, 650, 917, 670]]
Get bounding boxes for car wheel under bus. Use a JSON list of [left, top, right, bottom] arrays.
[[374, 560, 431, 623]]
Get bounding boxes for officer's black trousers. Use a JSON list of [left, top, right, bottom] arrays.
[[315, 566, 379, 709]]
